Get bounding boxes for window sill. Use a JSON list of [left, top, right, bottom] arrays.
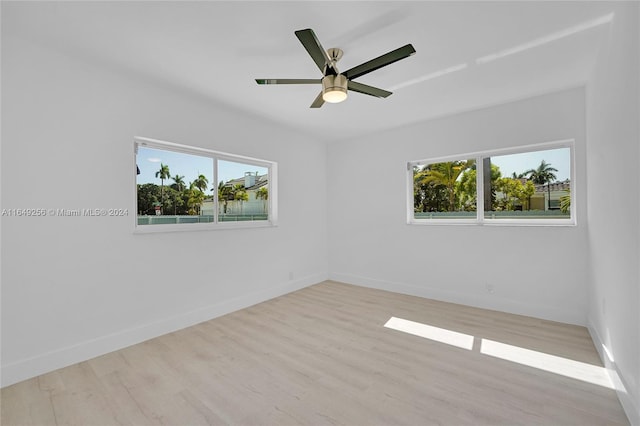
[[134, 220, 277, 234], [408, 219, 576, 227]]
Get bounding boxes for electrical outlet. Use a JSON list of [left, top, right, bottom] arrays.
[[485, 283, 495, 294]]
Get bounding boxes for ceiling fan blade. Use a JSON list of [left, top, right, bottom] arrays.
[[343, 44, 416, 80], [310, 92, 325, 108], [347, 81, 392, 98], [295, 29, 333, 74], [256, 79, 320, 85]]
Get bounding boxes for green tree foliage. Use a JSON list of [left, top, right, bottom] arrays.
[[137, 184, 190, 216], [137, 183, 161, 215], [256, 186, 269, 213], [414, 166, 446, 212], [234, 190, 249, 202], [560, 189, 571, 213], [186, 185, 205, 215], [457, 168, 477, 211], [182, 175, 210, 216], [193, 174, 209, 193], [171, 174, 185, 191], [233, 184, 249, 215], [218, 181, 233, 214], [155, 163, 171, 213], [256, 186, 268, 200], [520, 180, 536, 210], [496, 178, 535, 211], [525, 160, 558, 210], [414, 160, 474, 212], [163, 187, 188, 215], [170, 175, 186, 214], [525, 160, 558, 184], [456, 164, 502, 211], [412, 157, 570, 216]]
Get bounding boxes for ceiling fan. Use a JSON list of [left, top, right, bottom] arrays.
[[255, 28, 416, 108]]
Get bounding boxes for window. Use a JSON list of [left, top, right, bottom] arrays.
[[135, 137, 276, 231], [408, 141, 574, 225]]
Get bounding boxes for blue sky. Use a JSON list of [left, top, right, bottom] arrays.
[[137, 147, 267, 191], [138, 146, 568, 192], [490, 147, 570, 182]]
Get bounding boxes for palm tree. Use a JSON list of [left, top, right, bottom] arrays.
[[560, 189, 571, 214], [417, 160, 474, 211], [193, 174, 209, 193], [234, 187, 249, 215], [256, 186, 269, 213], [171, 174, 185, 192], [218, 181, 233, 214], [155, 163, 170, 214], [525, 160, 558, 210], [228, 184, 245, 214], [187, 187, 205, 215], [171, 175, 185, 214], [187, 181, 206, 215]]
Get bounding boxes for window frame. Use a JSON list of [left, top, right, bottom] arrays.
[[134, 136, 277, 233], [407, 139, 576, 227]]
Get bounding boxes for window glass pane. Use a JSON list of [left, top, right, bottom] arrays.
[[136, 146, 214, 225], [217, 160, 269, 222], [485, 147, 571, 220], [413, 159, 476, 219]]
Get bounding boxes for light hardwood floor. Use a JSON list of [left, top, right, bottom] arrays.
[[1, 281, 629, 425]]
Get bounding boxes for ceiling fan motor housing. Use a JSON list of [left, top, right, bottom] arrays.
[[327, 47, 344, 66], [322, 74, 348, 103]]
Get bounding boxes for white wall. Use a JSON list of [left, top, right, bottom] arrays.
[[0, 35, 328, 386], [586, 3, 640, 423], [328, 87, 588, 325]]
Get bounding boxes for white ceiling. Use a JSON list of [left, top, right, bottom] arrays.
[[3, 1, 617, 142]]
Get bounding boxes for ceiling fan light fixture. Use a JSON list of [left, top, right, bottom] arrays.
[[322, 74, 348, 103]]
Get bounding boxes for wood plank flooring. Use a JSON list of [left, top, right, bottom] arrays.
[[1, 281, 629, 425]]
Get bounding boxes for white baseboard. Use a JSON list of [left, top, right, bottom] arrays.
[[1, 272, 327, 388], [588, 321, 639, 426], [328, 272, 586, 326]]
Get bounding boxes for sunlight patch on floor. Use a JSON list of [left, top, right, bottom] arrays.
[[480, 338, 615, 389], [384, 316, 615, 390], [384, 317, 474, 350]]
